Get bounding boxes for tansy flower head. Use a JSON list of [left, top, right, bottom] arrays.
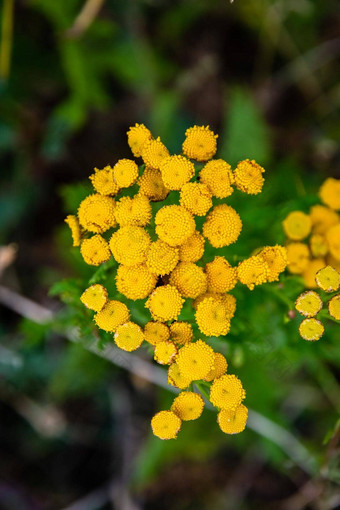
[[65, 215, 82, 247], [219, 294, 237, 319], [138, 167, 169, 201], [326, 224, 340, 261], [180, 182, 213, 216], [109, 226, 151, 266], [155, 205, 196, 247], [303, 258, 326, 288], [171, 392, 204, 421], [170, 321, 193, 345], [310, 234, 328, 258], [78, 194, 116, 233], [182, 125, 218, 162], [160, 155, 195, 190], [315, 265, 340, 292], [258, 245, 288, 282], [176, 340, 215, 381], [115, 194, 151, 227], [144, 321, 170, 346], [113, 159, 139, 188], [295, 291, 323, 317], [210, 374, 246, 410], [310, 204, 339, 234], [205, 352, 228, 382], [179, 231, 205, 263], [151, 410, 181, 440], [199, 159, 234, 199], [114, 322, 144, 352], [168, 363, 192, 389], [154, 341, 177, 365], [195, 296, 230, 337], [234, 159, 265, 195], [127, 123, 152, 157], [80, 284, 108, 312], [237, 255, 269, 290], [203, 204, 242, 248], [146, 239, 179, 276], [89, 166, 119, 196], [205, 256, 237, 293], [142, 137, 170, 170], [169, 262, 207, 299], [80, 235, 111, 266], [283, 211, 311, 241], [319, 177, 340, 211], [94, 300, 129, 332], [328, 295, 340, 320], [218, 404, 248, 434], [145, 285, 184, 322], [286, 243, 310, 274], [299, 318, 324, 341], [116, 264, 157, 300]]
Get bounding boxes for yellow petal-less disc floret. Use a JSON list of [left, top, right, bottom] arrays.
[[218, 404, 248, 434], [328, 295, 340, 320], [310, 204, 339, 234], [182, 125, 218, 162], [210, 374, 246, 410], [80, 235, 111, 266], [142, 137, 170, 170], [109, 226, 151, 266], [319, 177, 340, 211], [169, 262, 207, 299], [203, 204, 242, 248], [144, 321, 170, 346], [127, 123, 152, 158], [116, 264, 157, 300], [205, 352, 228, 382], [286, 243, 310, 274], [282, 211, 311, 241], [171, 392, 204, 421], [315, 265, 340, 292], [145, 285, 184, 322], [299, 318, 324, 341], [160, 155, 195, 190], [78, 194, 116, 233], [234, 159, 265, 195], [199, 159, 234, 198], [115, 194, 151, 227], [168, 363, 192, 389], [176, 340, 215, 381], [193, 293, 236, 319], [80, 284, 108, 312], [178, 231, 205, 263], [89, 166, 119, 196], [146, 239, 179, 276], [155, 205, 196, 247], [170, 321, 193, 345], [94, 300, 129, 332], [114, 322, 144, 352], [295, 291, 323, 317], [113, 159, 139, 188], [138, 168, 169, 201], [303, 258, 325, 288], [310, 234, 328, 258], [258, 245, 288, 282], [180, 182, 213, 216], [326, 224, 340, 261], [151, 410, 181, 440], [154, 341, 177, 365], [205, 256, 237, 293], [237, 255, 269, 290], [65, 215, 82, 246], [195, 296, 230, 337]]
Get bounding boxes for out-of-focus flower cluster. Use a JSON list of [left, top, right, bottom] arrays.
[[65, 124, 288, 440]]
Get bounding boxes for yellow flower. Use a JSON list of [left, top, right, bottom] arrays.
[[80, 235, 111, 266], [319, 177, 340, 211], [218, 404, 248, 434], [94, 300, 129, 332], [65, 215, 82, 246], [144, 321, 170, 346], [286, 242, 310, 274], [113, 159, 139, 188], [210, 374, 246, 410], [80, 284, 108, 312], [258, 245, 288, 282], [114, 322, 144, 352], [193, 293, 236, 319], [315, 265, 340, 292], [116, 264, 157, 300], [154, 340, 177, 365], [78, 194, 116, 233], [195, 296, 230, 336], [146, 239, 179, 276], [295, 291, 323, 317], [180, 182, 212, 216], [178, 231, 205, 263], [89, 166, 119, 195], [160, 155, 195, 190], [171, 392, 204, 421], [142, 137, 170, 170], [145, 285, 184, 321], [326, 224, 340, 261], [169, 262, 207, 299], [205, 352, 228, 382], [237, 255, 269, 290], [303, 258, 325, 288], [115, 194, 151, 227], [310, 234, 328, 258], [168, 363, 192, 389], [205, 256, 237, 293], [199, 159, 234, 198], [170, 321, 193, 345], [176, 340, 215, 381], [283, 211, 311, 241], [127, 123, 152, 157], [310, 204, 339, 234], [203, 204, 242, 248], [299, 318, 324, 341], [234, 159, 265, 195], [109, 226, 151, 266], [182, 125, 218, 162], [328, 295, 340, 320], [151, 410, 181, 440], [138, 167, 169, 201], [155, 205, 196, 247]]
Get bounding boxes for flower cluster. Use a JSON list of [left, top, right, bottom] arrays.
[[65, 123, 287, 439]]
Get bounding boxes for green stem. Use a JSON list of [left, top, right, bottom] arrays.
[[195, 382, 210, 402], [0, 0, 14, 80]]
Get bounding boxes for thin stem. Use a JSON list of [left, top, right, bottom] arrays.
[[0, 0, 14, 80]]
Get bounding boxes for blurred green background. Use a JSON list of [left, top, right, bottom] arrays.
[[0, 1, 340, 509]]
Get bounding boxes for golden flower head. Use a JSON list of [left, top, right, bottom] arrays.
[[328, 295, 340, 320], [142, 137, 170, 170], [283, 211, 311, 241], [176, 339, 215, 381], [78, 194, 116, 233], [146, 239, 179, 276], [144, 321, 170, 346], [319, 177, 340, 211], [145, 285, 184, 322], [155, 205, 196, 247], [168, 362, 192, 389], [113, 159, 139, 188], [109, 226, 151, 266], [169, 262, 207, 299], [65, 215, 82, 247], [315, 265, 340, 292], [299, 318, 324, 341], [171, 392, 204, 421], [237, 255, 269, 290], [199, 159, 234, 198], [115, 194, 151, 227], [326, 224, 340, 261], [160, 155, 195, 190], [295, 291, 323, 317], [218, 404, 248, 434], [205, 256, 237, 293], [193, 293, 236, 319], [151, 410, 181, 440], [210, 374, 246, 410], [127, 123, 152, 157], [94, 300, 130, 332], [80, 284, 108, 312], [138, 167, 169, 201], [80, 235, 111, 266], [286, 242, 310, 274], [203, 204, 242, 248], [178, 231, 205, 263], [303, 258, 326, 288], [114, 322, 144, 352], [154, 340, 178, 365], [205, 352, 228, 382], [116, 264, 157, 300], [170, 321, 193, 345], [182, 125, 218, 162], [310, 204, 339, 234], [310, 234, 328, 258], [234, 159, 265, 195], [180, 182, 213, 216], [195, 296, 230, 337], [89, 166, 119, 196], [258, 245, 288, 282]]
